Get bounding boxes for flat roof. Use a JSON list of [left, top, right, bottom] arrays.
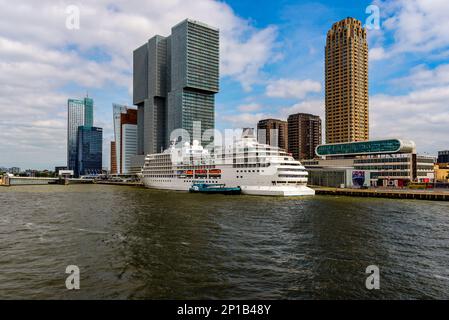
[[172, 18, 219, 31], [316, 139, 416, 157]]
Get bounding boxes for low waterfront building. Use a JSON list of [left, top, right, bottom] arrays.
[[9, 167, 20, 174], [55, 166, 67, 176], [307, 167, 373, 188], [58, 170, 74, 178], [435, 163, 449, 182], [303, 139, 435, 187], [0, 167, 21, 174]]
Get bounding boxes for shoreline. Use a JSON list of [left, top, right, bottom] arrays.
[[311, 186, 449, 201], [3, 182, 449, 201]]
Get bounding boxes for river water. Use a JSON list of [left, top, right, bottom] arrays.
[[1, 185, 448, 299]]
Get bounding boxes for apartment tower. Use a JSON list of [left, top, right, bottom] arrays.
[[257, 119, 288, 151], [325, 17, 369, 143], [288, 113, 322, 160]]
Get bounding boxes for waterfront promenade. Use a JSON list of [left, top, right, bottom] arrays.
[[312, 186, 449, 201], [3, 177, 449, 201], [95, 181, 143, 187]]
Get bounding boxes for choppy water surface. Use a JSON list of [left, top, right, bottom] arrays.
[[1, 185, 449, 299]]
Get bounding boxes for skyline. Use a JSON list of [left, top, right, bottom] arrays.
[[1, 0, 449, 169]]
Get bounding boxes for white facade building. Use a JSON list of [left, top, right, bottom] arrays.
[[122, 124, 138, 174], [112, 104, 127, 174]]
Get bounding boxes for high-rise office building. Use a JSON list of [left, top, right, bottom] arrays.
[[120, 109, 138, 174], [76, 126, 103, 177], [133, 19, 219, 162], [257, 119, 288, 150], [288, 113, 322, 160], [133, 35, 169, 156], [111, 104, 138, 174], [167, 19, 219, 147], [67, 97, 94, 171], [325, 17, 369, 144]]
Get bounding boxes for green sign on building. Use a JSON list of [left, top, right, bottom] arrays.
[[316, 139, 403, 156]]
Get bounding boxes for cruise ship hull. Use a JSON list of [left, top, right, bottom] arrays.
[[141, 132, 316, 197], [240, 185, 315, 197], [142, 177, 315, 197]]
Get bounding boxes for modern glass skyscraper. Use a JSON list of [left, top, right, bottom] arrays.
[[133, 19, 219, 159], [168, 19, 219, 148], [84, 97, 94, 127], [67, 97, 94, 171], [76, 126, 103, 177]]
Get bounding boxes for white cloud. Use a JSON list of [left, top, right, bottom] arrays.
[[221, 80, 449, 155], [220, 99, 325, 131], [0, 0, 277, 89], [221, 112, 273, 129], [371, 85, 449, 153], [266, 78, 321, 99], [279, 99, 324, 119], [0, 0, 279, 169], [222, 26, 279, 91], [237, 103, 262, 112], [393, 63, 449, 88], [369, 47, 391, 61], [373, 0, 449, 57]]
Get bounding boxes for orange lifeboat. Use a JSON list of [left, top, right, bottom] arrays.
[[208, 169, 222, 175], [195, 169, 207, 175], [185, 170, 194, 175]]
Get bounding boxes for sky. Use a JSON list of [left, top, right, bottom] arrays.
[[1, 0, 449, 170]]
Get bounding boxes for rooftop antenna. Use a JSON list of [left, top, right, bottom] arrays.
[[86, 90, 89, 98]]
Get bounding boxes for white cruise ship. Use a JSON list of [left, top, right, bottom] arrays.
[[141, 130, 315, 196]]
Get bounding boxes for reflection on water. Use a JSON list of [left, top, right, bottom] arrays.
[[1, 185, 449, 299]]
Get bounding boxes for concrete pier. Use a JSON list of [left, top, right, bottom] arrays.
[[312, 187, 449, 201], [1, 176, 58, 186], [95, 181, 143, 187], [0, 176, 95, 186]]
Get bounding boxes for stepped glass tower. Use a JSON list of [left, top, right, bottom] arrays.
[[133, 19, 219, 156]]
